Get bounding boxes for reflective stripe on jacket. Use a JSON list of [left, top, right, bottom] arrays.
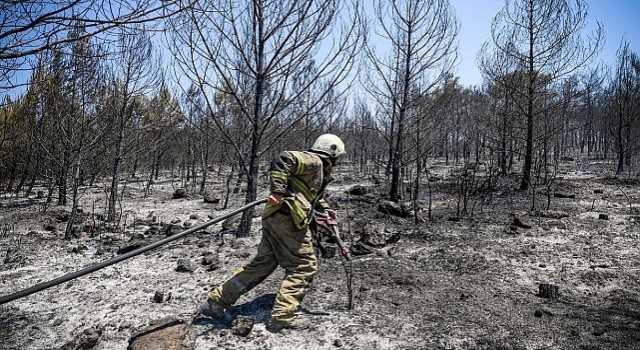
[[263, 151, 329, 229]]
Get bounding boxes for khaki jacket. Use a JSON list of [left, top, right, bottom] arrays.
[[263, 151, 331, 229]]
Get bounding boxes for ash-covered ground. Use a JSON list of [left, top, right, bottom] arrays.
[[1, 161, 640, 349]]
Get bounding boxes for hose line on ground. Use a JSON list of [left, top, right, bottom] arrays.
[[0, 198, 267, 305]]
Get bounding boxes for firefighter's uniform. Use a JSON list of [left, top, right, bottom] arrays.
[[207, 150, 331, 323]]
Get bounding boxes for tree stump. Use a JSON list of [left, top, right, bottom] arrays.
[[538, 283, 560, 299]]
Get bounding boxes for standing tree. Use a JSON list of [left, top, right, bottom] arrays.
[[106, 29, 160, 222], [363, 0, 458, 201], [166, 0, 363, 235], [609, 40, 640, 175], [25, 51, 76, 207], [346, 96, 383, 177], [63, 32, 106, 238], [135, 83, 181, 196], [478, 0, 603, 190], [577, 67, 607, 157]]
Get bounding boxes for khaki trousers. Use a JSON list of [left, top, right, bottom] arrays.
[[208, 212, 317, 321]]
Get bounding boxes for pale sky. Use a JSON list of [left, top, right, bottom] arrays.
[[449, 0, 640, 87], [5, 1, 639, 97]]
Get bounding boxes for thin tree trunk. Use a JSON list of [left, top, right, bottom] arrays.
[[616, 106, 625, 174], [65, 150, 82, 239], [108, 109, 126, 222], [238, 3, 265, 237], [520, 3, 535, 191]]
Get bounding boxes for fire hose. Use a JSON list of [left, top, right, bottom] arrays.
[[0, 198, 267, 305]]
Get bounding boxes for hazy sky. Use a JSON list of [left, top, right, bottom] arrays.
[[449, 0, 640, 87]]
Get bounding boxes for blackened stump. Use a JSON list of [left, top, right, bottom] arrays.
[[538, 283, 560, 299]]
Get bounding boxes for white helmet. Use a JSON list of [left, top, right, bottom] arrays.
[[311, 134, 346, 158]]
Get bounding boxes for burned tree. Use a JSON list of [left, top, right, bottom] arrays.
[[478, 0, 603, 190], [106, 29, 160, 222], [166, 0, 362, 235], [608, 40, 640, 175], [363, 0, 458, 202]]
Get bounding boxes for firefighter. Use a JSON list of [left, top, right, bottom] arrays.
[[198, 134, 346, 331]]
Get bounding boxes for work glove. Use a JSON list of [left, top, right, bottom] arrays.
[[267, 192, 283, 206], [326, 209, 338, 221]]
